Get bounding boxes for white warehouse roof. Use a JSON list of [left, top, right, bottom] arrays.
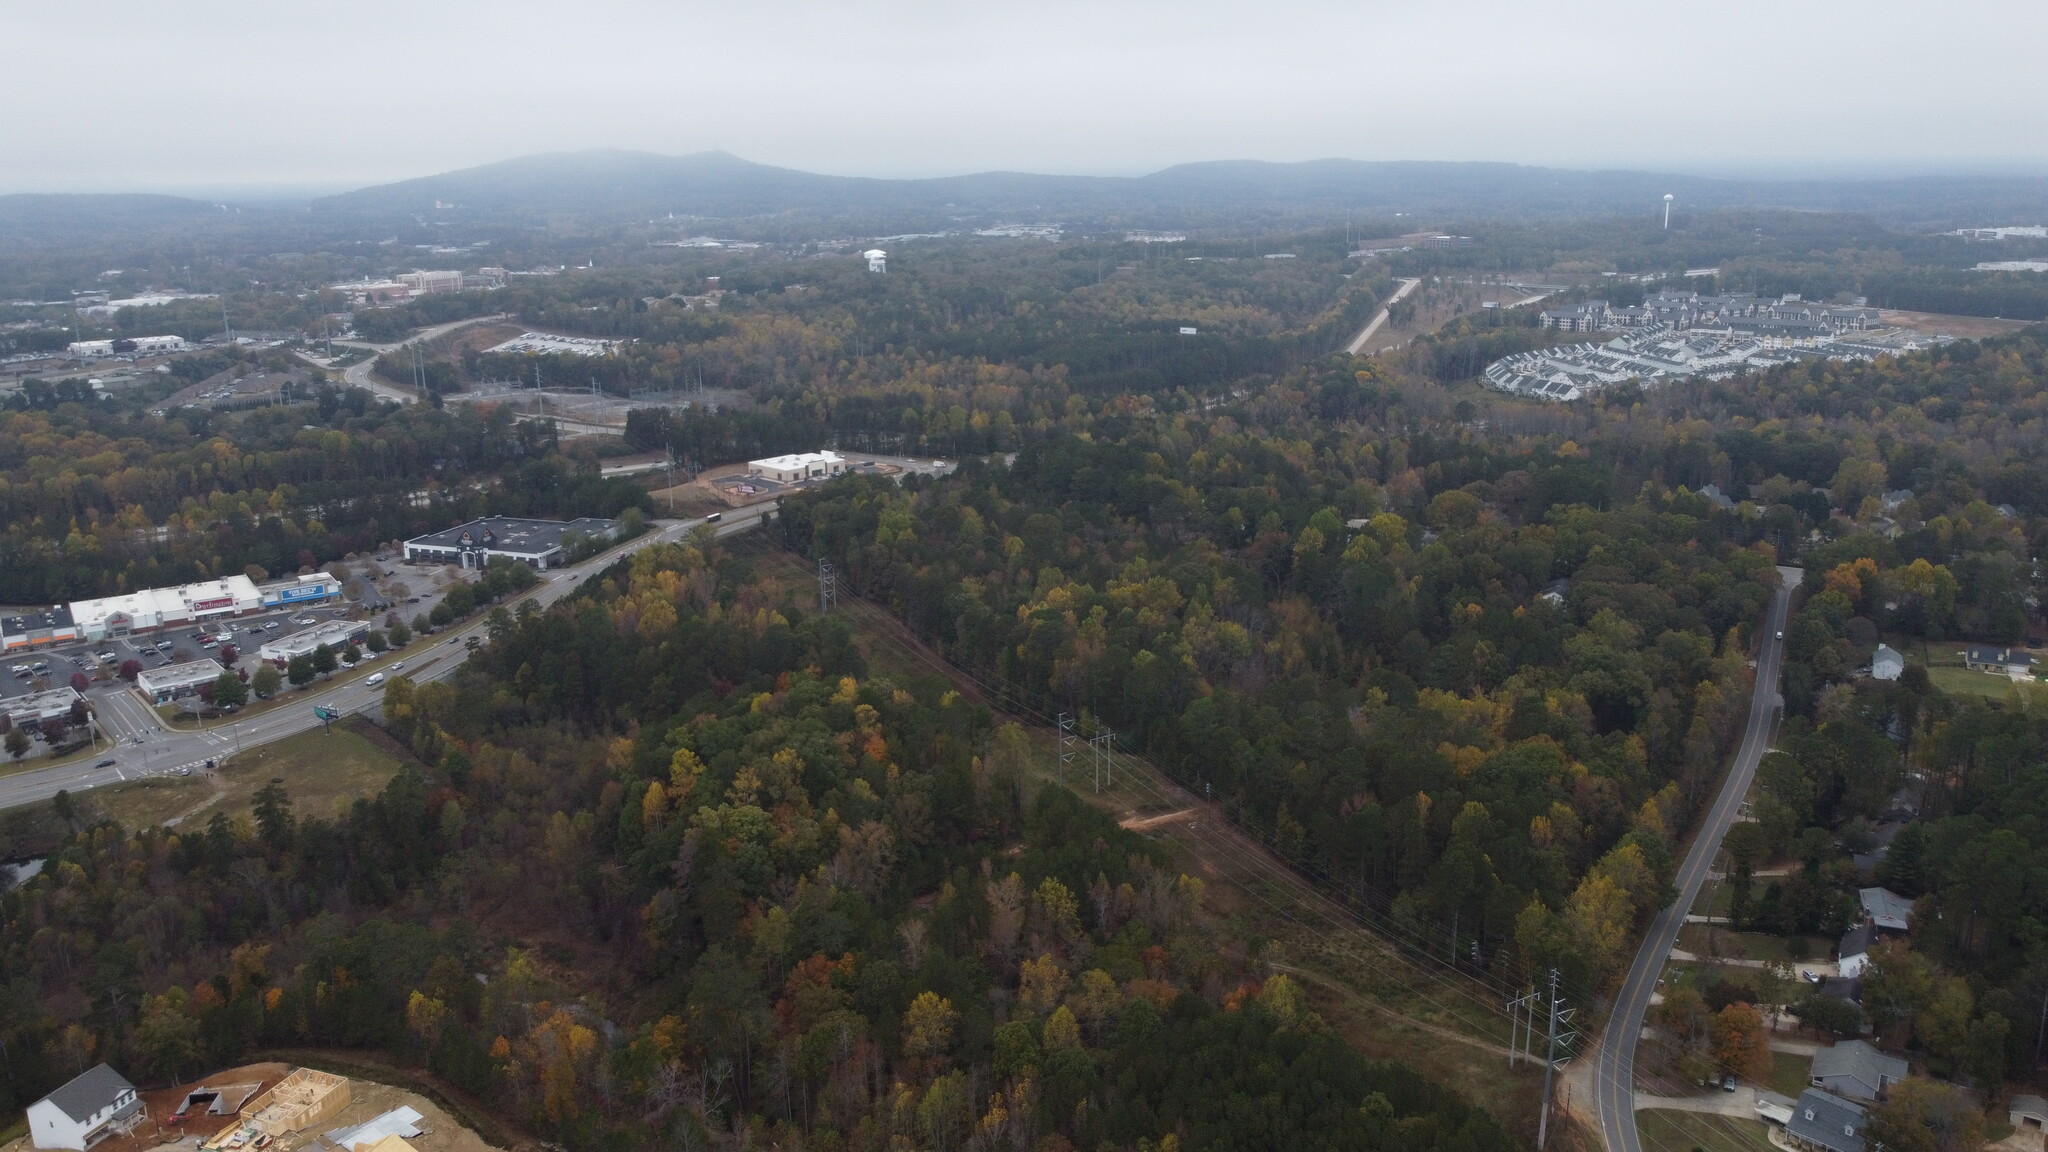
[[750, 451, 844, 471]]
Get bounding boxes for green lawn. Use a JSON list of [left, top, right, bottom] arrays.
[[1924, 664, 2024, 703], [1678, 924, 1822, 965], [1766, 1050, 1812, 1100], [1637, 1109, 1776, 1152]]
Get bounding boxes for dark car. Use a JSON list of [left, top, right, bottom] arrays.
[[95, 758, 117, 768]]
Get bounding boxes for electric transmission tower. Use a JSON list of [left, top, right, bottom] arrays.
[[816, 557, 837, 614]]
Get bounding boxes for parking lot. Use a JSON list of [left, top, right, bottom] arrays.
[[0, 601, 401, 755]]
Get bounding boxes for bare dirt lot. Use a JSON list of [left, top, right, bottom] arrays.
[[1881, 310, 2037, 339]]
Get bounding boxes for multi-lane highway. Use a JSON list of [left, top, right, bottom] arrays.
[[1591, 567, 1800, 1152], [0, 506, 775, 812]]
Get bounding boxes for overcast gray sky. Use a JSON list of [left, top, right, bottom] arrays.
[[6, 0, 2046, 193]]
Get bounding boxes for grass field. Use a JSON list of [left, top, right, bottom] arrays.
[[1637, 1109, 1776, 1152], [1924, 664, 2025, 703], [36, 723, 407, 834], [1678, 923, 1822, 965]]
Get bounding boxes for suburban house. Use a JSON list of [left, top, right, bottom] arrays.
[[1964, 645, 2037, 676], [25, 1064, 140, 1150], [1810, 1039, 1908, 1102], [1786, 1088, 1867, 1152], [1871, 644, 1904, 681], [1859, 887, 1912, 933], [1837, 922, 1877, 978]]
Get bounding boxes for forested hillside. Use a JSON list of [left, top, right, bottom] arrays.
[[0, 538, 1513, 1151], [0, 352, 650, 602]]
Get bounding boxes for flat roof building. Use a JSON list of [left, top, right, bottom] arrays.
[[397, 270, 463, 295], [748, 451, 848, 485], [256, 620, 370, 666], [136, 659, 226, 704], [5, 688, 84, 729], [404, 515, 619, 570], [2, 606, 80, 652], [71, 576, 263, 640], [257, 573, 341, 608]]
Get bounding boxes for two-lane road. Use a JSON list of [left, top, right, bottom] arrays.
[[0, 506, 776, 812], [1592, 566, 1800, 1151]]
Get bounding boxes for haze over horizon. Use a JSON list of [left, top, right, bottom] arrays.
[[6, 0, 2047, 196]]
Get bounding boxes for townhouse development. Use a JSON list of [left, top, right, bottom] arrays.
[[1486, 289, 1945, 401]]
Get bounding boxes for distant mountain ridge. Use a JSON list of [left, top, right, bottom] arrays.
[[9, 152, 2048, 237], [311, 150, 2048, 228]]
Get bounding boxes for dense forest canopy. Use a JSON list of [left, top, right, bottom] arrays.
[[6, 198, 2048, 1152]]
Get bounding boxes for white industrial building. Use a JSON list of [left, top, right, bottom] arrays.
[[67, 336, 186, 358], [26, 1063, 140, 1150], [864, 249, 887, 273], [70, 576, 264, 641], [257, 620, 370, 666], [747, 451, 848, 484], [136, 659, 227, 704]]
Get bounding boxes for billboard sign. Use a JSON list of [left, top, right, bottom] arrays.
[[191, 597, 234, 612], [279, 585, 330, 603]]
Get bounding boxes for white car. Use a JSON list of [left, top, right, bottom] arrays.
[[390, 662, 405, 672], [364, 672, 385, 686]]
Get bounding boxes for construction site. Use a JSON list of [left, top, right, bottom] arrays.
[[3, 1064, 503, 1152]]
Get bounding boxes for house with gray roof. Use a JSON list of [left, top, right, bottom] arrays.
[[1859, 887, 1911, 933], [1964, 645, 2037, 675], [1787, 1088, 1867, 1152], [1810, 1039, 1908, 1102], [1838, 922, 1877, 978], [25, 1064, 140, 1150]]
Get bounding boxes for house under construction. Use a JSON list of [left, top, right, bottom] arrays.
[[203, 1068, 350, 1148]]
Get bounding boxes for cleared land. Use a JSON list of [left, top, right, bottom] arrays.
[[1878, 309, 2035, 339], [14, 723, 405, 838]]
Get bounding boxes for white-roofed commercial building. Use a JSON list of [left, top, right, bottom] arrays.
[[257, 573, 341, 609], [257, 620, 370, 667], [70, 576, 263, 641], [4, 687, 84, 729], [747, 451, 847, 484], [135, 659, 226, 704]]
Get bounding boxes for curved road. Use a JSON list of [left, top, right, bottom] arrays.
[[0, 506, 775, 811], [305, 314, 511, 406], [1592, 566, 1799, 1152]]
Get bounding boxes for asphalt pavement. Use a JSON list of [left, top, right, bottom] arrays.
[[1590, 567, 1800, 1152], [0, 506, 775, 812]]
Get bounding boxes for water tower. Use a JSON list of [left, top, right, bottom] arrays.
[[1663, 194, 1674, 230], [863, 249, 887, 273]]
